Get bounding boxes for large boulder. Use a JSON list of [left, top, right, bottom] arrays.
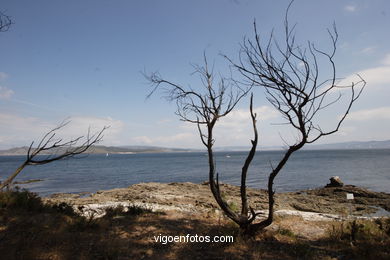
[[325, 176, 344, 188]]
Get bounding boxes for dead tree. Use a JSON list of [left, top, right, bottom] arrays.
[[146, 55, 263, 231], [0, 11, 12, 32], [226, 0, 366, 233], [0, 120, 108, 190], [147, 3, 364, 236]]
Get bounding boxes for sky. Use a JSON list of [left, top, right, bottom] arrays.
[[0, 0, 389, 149]]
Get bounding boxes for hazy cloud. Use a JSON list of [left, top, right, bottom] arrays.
[[156, 133, 195, 144], [60, 116, 125, 145], [0, 114, 125, 148], [135, 105, 283, 148], [132, 132, 197, 147], [0, 113, 47, 131], [0, 86, 14, 99], [0, 72, 8, 80], [344, 5, 357, 12], [156, 118, 173, 125], [347, 107, 390, 121], [359, 46, 376, 54], [340, 66, 390, 89], [0, 73, 13, 99], [338, 42, 349, 49], [382, 54, 390, 65], [131, 136, 153, 145], [0, 113, 52, 147], [333, 126, 356, 137], [218, 106, 279, 128]]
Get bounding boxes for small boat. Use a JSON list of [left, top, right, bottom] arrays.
[[106, 153, 109, 157], [226, 155, 231, 158]]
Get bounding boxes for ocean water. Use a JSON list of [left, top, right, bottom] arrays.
[[0, 149, 389, 196]]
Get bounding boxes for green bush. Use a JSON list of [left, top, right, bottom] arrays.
[[375, 218, 390, 236], [328, 218, 390, 243], [0, 189, 44, 212], [68, 215, 100, 232], [126, 204, 153, 216], [51, 202, 77, 216], [103, 204, 155, 218], [104, 205, 126, 218], [278, 228, 295, 238]]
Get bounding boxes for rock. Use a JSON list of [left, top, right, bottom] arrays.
[[13, 179, 44, 185], [325, 176, 344, 188]]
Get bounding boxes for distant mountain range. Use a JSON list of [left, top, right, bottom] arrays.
[[0, 145, 199, 156], [214, 140, 390, 151], [304, 140, 390, 150], [0, 140, 389, 156]]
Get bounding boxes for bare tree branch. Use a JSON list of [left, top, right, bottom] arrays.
[[147, 0, 365, 236], [227, 0, 365, 234], [146, 54, 257, 228], [0, 121, 108, 190]]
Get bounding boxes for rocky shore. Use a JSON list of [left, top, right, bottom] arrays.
[[44, 182, 390, 221]]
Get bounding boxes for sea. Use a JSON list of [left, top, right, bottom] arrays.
[[0, 149, 389, 197]]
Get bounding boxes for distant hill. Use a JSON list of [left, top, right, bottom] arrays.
[[304, 140, 390, 150], [214, 145, 282, 151], [0, 140, 389, 156], [214, 140, 390, 151], [0, 145, 199, 156], [0, 146, 32, 156]]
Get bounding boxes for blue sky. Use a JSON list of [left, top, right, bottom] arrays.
[[0, 0, 389, 149]]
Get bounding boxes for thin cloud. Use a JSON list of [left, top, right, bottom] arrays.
[[382, 54, 390, 65], [0, 86, 14, 99], [63, 116, 125, 145], [0, 113, 52, 147], [11, 98, 58, 111], [211, 105, 282, 147], [218, 105, 279, 128], [157, 118, 173, 125], [340, 66, 390, 89], [344, 5, 357, 12], [359, 46, 376, 54], [338, 42, 349, 49], [131, 132, 198, 147], [155, 133, 195, 143], [0, 72, 8, 80], [131, 136, 153, 145], [333, 126, 356, 137], [154, 105, 282, 147], [347, 107, 390, 121], [0, 114, 125, 148]]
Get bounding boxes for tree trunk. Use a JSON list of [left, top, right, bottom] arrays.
[[0, 162, 28, 190]]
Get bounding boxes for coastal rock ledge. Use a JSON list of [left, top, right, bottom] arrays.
[[44, 182, 390, 221]]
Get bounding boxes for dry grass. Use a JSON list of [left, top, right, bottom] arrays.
[[1, 189, 389, 259]]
